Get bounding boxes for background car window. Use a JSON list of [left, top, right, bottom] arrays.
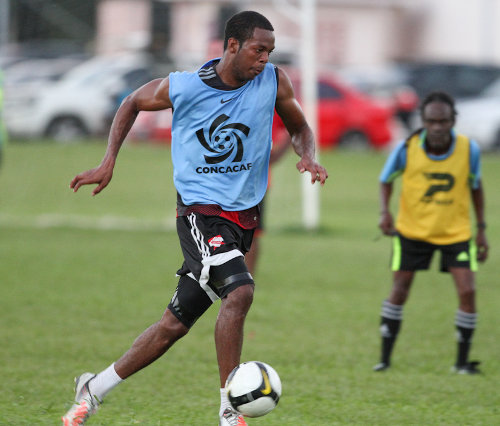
[[481, 78, 500, 97], [400, 62, 500, 99], [123, 69, 152, 89], [318, 82, 341, 99], [454, 67, 500, 98], [407, 65, 452, 96]]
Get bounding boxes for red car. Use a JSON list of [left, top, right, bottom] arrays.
[[129, 71, 396, 149], [273, 71, 396, 149]]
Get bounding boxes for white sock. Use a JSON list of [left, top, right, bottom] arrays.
[[88, 363, 124, 402], [219, 388, 231, 416]]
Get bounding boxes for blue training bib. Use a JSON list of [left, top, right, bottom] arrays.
[[169, 61, 277, 211]]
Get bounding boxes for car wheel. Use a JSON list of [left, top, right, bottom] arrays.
[[338, 130, 370, 150], [45, 117, 88, 142]]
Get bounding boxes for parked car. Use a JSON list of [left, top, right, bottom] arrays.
[[452, 78, 500, 151], [0, 39, 88, 70], [338, 66, 419, 130], [4, 57, 84, 89], [274, 70, 397, 149], [396, 61, 500, 100], [453, 99, 500, 150], [4, 53, 153, 141], [129, 70, 397, 150]]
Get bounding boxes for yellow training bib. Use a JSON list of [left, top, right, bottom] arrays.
[[396, 133, 471, 245]]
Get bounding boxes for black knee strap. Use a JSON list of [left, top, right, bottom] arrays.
[[210, 256, 254, 298]]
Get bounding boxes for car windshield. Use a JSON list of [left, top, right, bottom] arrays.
[[60, 56, 147, 87], [292, 80, 343, 100], [481, 78, 500, 97], [74, 65, 123, 87], [318, 82, 342, 99]]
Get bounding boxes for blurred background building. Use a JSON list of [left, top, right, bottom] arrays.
[[2, 0, 500, 150], [3, 0, 498, 68]]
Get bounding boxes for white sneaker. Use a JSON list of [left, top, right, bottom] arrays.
[[219, 407, 247, 426], [62, 372, 100, 425]]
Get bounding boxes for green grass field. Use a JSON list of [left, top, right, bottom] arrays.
[[1, 141, 499, 425]]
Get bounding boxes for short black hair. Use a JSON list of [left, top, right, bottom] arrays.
[[223, 11, 274, 50], [419, 91, 457, 118]]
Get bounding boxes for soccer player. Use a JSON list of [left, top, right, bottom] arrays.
[[62, 11, 328, 426], [373, 91, 488, 374], [245, 134, 290, 275]]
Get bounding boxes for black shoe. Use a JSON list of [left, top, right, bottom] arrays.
[[452, 361, 481, 375], [373, 362, 390, 372]]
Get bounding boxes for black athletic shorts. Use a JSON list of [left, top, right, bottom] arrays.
[[167, 213, 255, 327], [176, 213, 254, 297], [391, 232, 477, 273]]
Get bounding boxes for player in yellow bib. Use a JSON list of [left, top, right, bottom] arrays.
[[374, 92, 489, 374]]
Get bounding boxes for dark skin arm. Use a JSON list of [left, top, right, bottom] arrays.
[[274, 67, 328, 185], [471, 181, 489, 262], [378, 182, 395, 235], [70, 78, 172, 195]]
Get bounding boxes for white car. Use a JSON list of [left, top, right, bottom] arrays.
[[455, 93, 500, 151], [4, 53, 153, 141]]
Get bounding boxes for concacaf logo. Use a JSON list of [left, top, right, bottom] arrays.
[[196, 114, 250, 164]]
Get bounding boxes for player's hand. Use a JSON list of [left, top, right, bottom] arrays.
[[296, 158, 328, 185], [379, 211, 395, 236], [70, 163, 114, 196], [476, 231, 489, 262]]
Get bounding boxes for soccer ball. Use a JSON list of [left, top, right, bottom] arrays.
[[225, 361, 282, 418]]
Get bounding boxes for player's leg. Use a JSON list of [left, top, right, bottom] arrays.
[[205, 237, 254, 425], [450, 267, 476, 312], [114, 309, 189, 379], [443, 239, 480, 373], [94, 307, 189, 395], [62, 284, 199, 425], [215, 283, 254, 387], [62, 307, 190, 425], [388, 270, 415, 305], [216, 284, 254, 425], [176, 213, 254, 424], [450, 267, 479, 373], [375, 234, 431, 371], [244, 233, 259, 276], [62, 214, 217, 424], [374, 270, 414, 371], [245, 198, 265, 276], [167, 265, 252, 425]]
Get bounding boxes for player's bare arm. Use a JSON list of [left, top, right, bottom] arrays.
[[275, 67, 328, 185], [379, 182, 395, 235], [70, 78, 173, 195]]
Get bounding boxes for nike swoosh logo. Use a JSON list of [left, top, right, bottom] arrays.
[[261, 369, 271, 395], [220, 97, 235, 104]]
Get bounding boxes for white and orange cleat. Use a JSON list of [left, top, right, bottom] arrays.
[[219, 407, 247, 426], [62, 373, 100, 425]]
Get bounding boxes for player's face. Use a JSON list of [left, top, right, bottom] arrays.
[[233, 28, 275, 82], [421, 101, 455, 153]]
